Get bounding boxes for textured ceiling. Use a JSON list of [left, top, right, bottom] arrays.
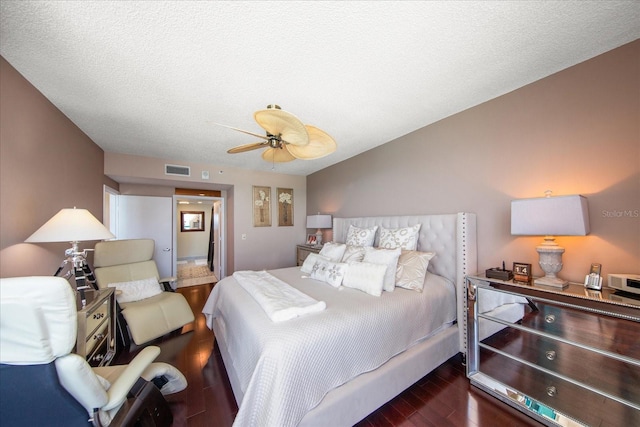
[[1, 1, 638, 176]]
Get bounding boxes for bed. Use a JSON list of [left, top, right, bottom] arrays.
[[203, 213, 478, 426]]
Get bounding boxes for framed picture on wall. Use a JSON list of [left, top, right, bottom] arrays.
[[277, 188, 293, 226], [252, 186, 271, 227], [180, 211, 205, 232]]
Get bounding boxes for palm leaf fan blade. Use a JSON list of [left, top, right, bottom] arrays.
[[254, 108, 309, 146], [286, 125, 337, 159], [227, 142, 267, 154]]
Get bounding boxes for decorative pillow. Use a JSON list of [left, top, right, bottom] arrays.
[[363, 247, 402, 292], [300, 253, 330, 274], [395, 250, 436, 292], [378, 224, 422, 250], [342, 262, 387, 296], [341, 245, 366, 263], [310, 260, 348, 288], [345, 225, 378, 247], [108, 277, 163, 303], [319, 242, 347, 263]]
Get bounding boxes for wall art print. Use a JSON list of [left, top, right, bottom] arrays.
[[277, 188, 294, 226], [252, 186, 271, 227]]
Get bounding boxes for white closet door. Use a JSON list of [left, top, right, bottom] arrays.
[[117, 195, 173, 278]]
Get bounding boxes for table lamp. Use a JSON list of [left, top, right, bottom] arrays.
[[511, 193, 589, 288], [306, 214, 332, 246], [26, 207, 115, 290]]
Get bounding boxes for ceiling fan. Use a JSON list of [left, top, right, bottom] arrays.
[[219, 105, 337, 163]]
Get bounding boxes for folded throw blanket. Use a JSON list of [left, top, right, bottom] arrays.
[[233, 270, 326, 322]]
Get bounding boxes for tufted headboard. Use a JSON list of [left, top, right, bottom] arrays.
[[333, 213, 477, 352]]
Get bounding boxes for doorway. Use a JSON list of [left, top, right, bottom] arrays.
[[174, 195, 224, 287]]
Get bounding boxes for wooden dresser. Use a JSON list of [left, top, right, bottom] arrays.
[[466, 274, 640, 426]]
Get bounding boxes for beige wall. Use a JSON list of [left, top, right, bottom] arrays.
[[104, 152, 307, 272], [307, 41, 640, 283], [177, 203, 211, 259], [0, 57, 118, 277]]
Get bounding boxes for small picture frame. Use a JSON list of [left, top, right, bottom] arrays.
[[306, 234, 318, 245], [513, 262, 532, 284]]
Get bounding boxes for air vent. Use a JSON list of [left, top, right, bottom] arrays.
[[165, 164, 191, 177]]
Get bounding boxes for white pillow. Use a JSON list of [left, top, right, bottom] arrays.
[[345, 225, 378, 247], [395, 250, 436, 292], [342, 262, 387, 296], [319, 242, 347, 262], [310, 259, 349, 288], [363, 247, 402, 292], [378, 224, 421, 250], [341, 245, 366, 263], [300, 253, 330, 274], [108, 277, 163, 303]]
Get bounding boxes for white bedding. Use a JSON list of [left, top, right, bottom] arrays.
[[203, 266, 456, 427], [233, 270, 326, 322]]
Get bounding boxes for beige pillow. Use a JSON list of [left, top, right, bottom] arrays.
[[395, 250, 436, 292]]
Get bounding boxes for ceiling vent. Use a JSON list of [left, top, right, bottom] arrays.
[[165, 164, 191, 177]]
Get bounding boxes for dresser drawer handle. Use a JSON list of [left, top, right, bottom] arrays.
[[546, 386, 557, 397], [93, 333, 105, 341], [544, 314, 556, 323], [545, 350, 556, 360]]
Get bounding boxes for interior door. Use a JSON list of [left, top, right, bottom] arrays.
[[212, 201, 221, 276], [116, 195, 173, 278]]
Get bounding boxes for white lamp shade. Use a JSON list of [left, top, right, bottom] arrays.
[[511, 195, 590, 236], [306, 214, 332, 229], [25, 208, 115, 243]]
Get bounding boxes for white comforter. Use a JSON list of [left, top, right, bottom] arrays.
[[202, 267, 456, 427]]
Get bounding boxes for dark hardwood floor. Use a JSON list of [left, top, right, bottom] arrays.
[[115, 283, 541, 426]]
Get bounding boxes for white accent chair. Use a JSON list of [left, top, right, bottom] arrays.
[[0, 276, 187, 426], [93, 239, 195, 346]]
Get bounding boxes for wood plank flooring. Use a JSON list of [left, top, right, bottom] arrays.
[[115, 283, 542, 426]]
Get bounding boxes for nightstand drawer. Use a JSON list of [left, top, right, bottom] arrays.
[[480, 322, 640, 405], [85, 320, 108, 354], [479, 347, 640, 427], [85, 299, 109, 336], [479, 290, 640, 360]]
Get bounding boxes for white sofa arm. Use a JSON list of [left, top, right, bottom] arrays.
[[101, 346, 160, 411]]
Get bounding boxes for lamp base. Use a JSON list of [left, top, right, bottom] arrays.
[[535, 238, 568, 288], [534, 276, 569, 288]]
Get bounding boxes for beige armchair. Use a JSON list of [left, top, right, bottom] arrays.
[[0, 276, 187, 426], [93, 239, 195, 346]]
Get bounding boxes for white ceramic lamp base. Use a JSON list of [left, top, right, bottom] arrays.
[[534, 240, 568, 288]]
